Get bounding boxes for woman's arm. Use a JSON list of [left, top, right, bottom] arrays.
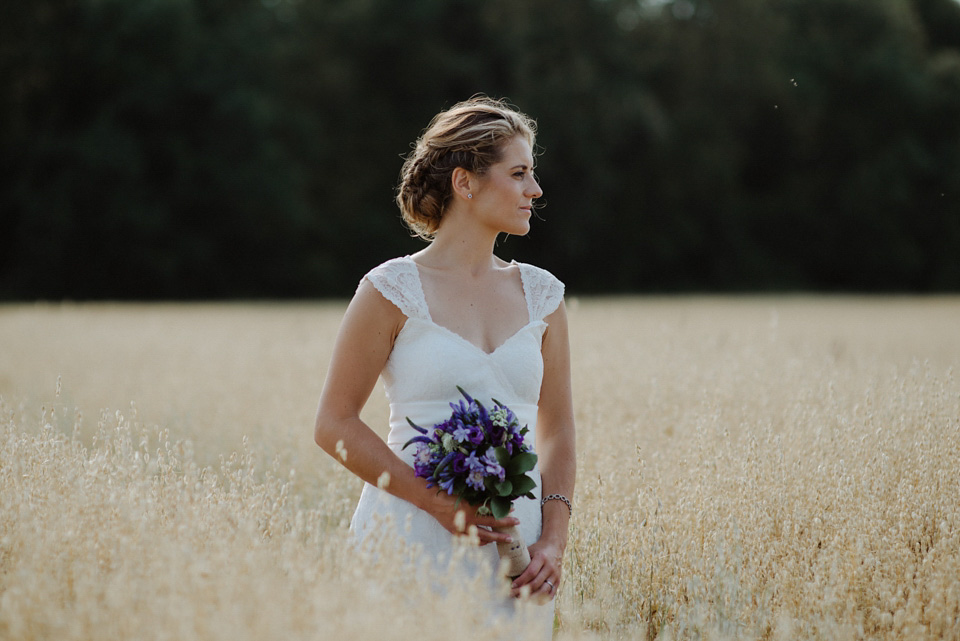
[[314, 279, 518, 544], [511, 300, 576, 598]]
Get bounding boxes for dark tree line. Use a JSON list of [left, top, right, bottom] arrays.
[[3, 0, 959, 299]]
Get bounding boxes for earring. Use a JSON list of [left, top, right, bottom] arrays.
[[467, 194, 473, 199]]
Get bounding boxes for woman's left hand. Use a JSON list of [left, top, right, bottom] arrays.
[[509, 539, 564, 601]]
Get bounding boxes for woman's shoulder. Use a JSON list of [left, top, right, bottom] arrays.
[[511, 260, 565, 321]]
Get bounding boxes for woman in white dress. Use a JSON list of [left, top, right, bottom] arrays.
[[314, 96, 576, 622]]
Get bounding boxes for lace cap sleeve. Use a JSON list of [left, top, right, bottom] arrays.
[[517, 262, 565, 322], [359, 257, 430, 320]]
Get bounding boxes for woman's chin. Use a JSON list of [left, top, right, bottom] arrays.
[[506, 218, 532, 236], [503, 225, 530, 237]]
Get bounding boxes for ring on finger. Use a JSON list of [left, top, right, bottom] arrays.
[[545, 580, 555, 591]]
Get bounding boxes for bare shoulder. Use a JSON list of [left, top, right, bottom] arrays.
[[544, 298, 568, 325], [341, 278, 408, 347], [543, 299, 569, 344]]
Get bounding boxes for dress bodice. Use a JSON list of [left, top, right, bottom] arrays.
[[360, 256, 564, 459]]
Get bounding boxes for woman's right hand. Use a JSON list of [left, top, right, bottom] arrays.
[[423, 492, 519, 545]]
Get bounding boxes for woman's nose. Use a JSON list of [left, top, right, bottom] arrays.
[[527, 176, 543, 199]]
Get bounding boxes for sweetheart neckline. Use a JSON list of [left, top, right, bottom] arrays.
[[402, 316, 545, 357], [401, 255, 536, 356]]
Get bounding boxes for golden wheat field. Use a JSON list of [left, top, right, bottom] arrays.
[[2, 297, 959, 640]]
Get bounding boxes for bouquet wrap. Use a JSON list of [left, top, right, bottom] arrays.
[[493, 523, 532, 578]]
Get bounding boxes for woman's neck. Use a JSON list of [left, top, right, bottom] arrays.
[[415, 211, 502, 275]]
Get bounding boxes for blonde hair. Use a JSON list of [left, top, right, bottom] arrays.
[[396, 96, 537, 240]]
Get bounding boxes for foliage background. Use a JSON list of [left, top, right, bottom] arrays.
[[3, 0, 960, 299]]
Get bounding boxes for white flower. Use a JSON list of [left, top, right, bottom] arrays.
[[442, 433, 456, 452], [415, 444, 433, 466], [491, 408, 508, 428]]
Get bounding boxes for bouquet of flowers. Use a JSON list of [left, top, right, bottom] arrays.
[[403, 386, 538, 577]]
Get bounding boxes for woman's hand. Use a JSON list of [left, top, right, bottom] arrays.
[[510, 539, 564, 601], [422, 492, 519, 545]]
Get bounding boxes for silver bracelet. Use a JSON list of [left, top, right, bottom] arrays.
[[541, 493, 572, 517]]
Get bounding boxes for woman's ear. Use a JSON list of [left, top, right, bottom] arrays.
[[451, 167, 474, 201]]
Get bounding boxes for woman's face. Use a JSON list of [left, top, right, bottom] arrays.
[[471, 136, 543, 236]]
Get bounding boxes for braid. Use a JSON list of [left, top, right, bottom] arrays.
[[397, 147, 450, 239]]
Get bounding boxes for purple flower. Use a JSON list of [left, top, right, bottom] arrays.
[[466, 467, 485, 491], [449, 399, 472, 419], [452, 451, 468, 475], [465, 424, 485, 445], [414, 443, 433, 466], [412, 443, 437, 478], [452, 423, 471, 443], [465, 451, 482, 473], [439, 473, 457, 494], [481, 450, 505, 481]]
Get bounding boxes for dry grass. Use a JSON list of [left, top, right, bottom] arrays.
[[2, 297, 958, 640]]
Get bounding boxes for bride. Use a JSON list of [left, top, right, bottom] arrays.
[[313, 96, 576, 629]]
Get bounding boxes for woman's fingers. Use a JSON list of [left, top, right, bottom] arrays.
[[510, 573, 557, 601], [465, 510, 518, 544], [443, 508, 518, 545], [473, 527, 504, 545], [472, 512, 519, 529], [510, 546, 561, 600], [510, 555, 543, 589], [534, 577, 555, 602]]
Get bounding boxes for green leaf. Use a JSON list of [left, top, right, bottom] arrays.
[[494, 446, 510, 467], [491, 496, 512, 519], [509, 475, 536, 496], [505, 451, 538, 476], [495, 479, 513, 496]]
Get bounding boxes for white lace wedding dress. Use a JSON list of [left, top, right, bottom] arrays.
[[349, 255, 564, 634]]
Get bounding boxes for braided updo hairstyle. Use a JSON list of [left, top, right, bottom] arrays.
[[396, 96, 537, 240]]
